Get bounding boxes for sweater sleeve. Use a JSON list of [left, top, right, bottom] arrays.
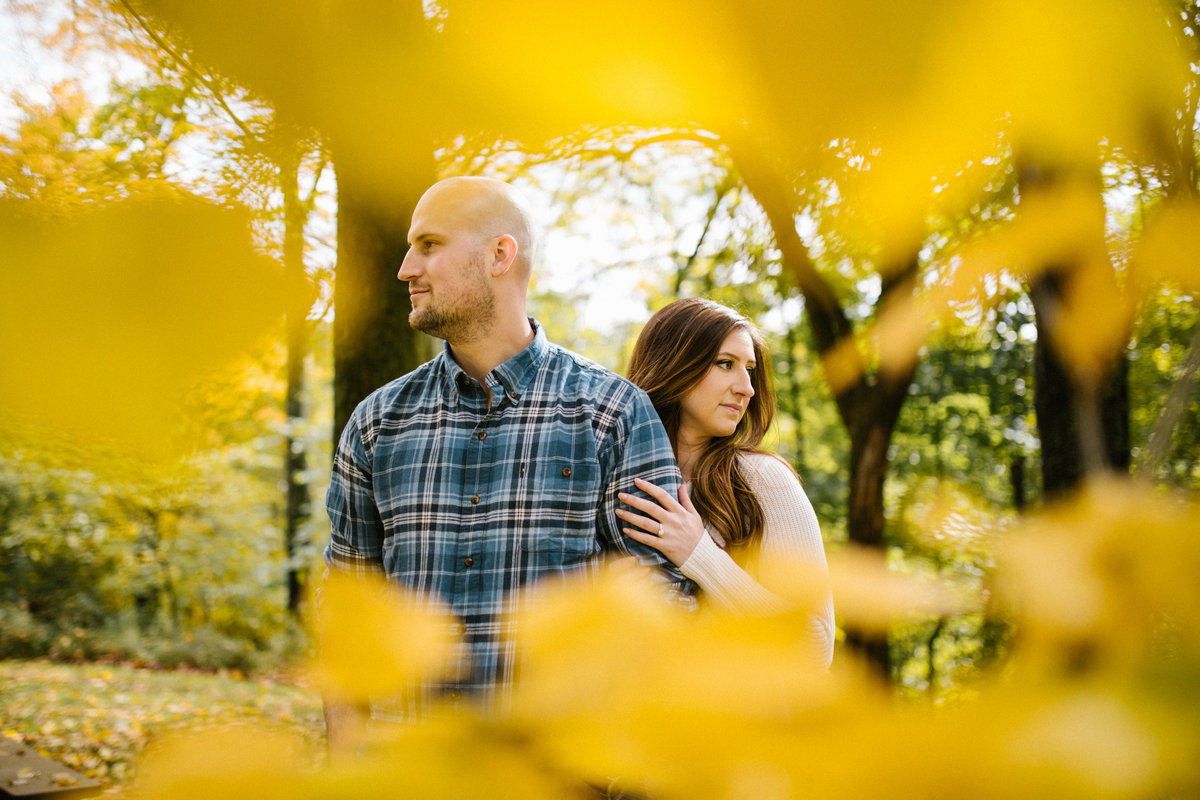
[[678, 453, 835, 668]]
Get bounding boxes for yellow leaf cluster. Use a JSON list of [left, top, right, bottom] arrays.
[[311, 571, 460, 703], [128, 479, 1200, 798], [0, 194, 284, 461]]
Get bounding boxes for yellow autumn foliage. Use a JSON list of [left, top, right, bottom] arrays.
[[4, 0, 1198, 796], [125, 479, 1200, 799], [0, 192, 284, 461]]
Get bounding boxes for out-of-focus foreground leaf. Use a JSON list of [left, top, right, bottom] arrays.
[[0, 193, 284, 459], [311, 570, 459, 702], [126, 478, 1200, 799], [132, 0, 1190, 253]]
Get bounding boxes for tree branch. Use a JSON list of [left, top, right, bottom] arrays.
[[1140, 315, 1200, 480], [115, 0, 256, 141], [673, 180, 734, 295]]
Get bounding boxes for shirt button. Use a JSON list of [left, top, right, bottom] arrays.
[[562, 467, 572, 477], [477, 432, 487, 440], [471, 495, 480, 504], [464, 556, 474, 567]]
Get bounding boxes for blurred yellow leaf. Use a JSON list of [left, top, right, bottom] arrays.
[[135, 724, 309, 800], [1002, 689, 1163, 798], [311, 571, 459, 702], [938, 0, 1189, 162], [935, 177, 1133, 383], [825, 546, 980, 634], [998, 477, 1200, 672], [873, 292, 935, 380], [847, 0, 1189, 257], [137, 0, 439, 200], [821, 335, 867, 395], [509, 564, 882, 796], [441, 0, 767, 141], [0, 194, 284, 460], [1133, 198, 1200, 293], [309, 711, 568, 800]]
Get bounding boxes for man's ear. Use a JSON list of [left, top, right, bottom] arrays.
[[490, 234, 519, 277]]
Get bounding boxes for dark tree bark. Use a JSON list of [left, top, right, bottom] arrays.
[[1011, 454, 1027, 511], [1023, 164, 1131, 501], [1031, 278, 1131, 500], [731, 137, 921, 682], [783, 325, 806, 468], [279, 146, 311, 616], [332, 159, 436, 443], [1030, 272, 1085, 500]]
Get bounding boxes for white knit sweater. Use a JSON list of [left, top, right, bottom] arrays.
[[678, 452, 835, 668]]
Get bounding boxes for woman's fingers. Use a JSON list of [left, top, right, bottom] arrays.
[[677, 482, 695, 510], [632, 477, 678, 508], [617, 489, 666, 519], [623, 526, 670, 556], [615, 506, 661, 534]]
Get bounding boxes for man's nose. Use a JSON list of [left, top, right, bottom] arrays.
[[397, 247, 418, 281]]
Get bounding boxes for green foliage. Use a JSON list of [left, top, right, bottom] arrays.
[[0, 437, 287, 671], [0, 326, 331, 672], [891, 296, 1039, 510], [1130, 287, 1200, 487]]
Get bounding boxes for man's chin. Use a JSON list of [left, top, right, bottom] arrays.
[[408, 310, 434, 334], [409, 310, 452, 340]]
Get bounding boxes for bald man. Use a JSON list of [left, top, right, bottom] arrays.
[[323, 177, 691, 745]]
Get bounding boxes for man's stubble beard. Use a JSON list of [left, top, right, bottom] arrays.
[[408, 252, 496, 344]]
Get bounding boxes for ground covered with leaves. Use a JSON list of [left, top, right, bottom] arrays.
[[0, 659, 325, 792]]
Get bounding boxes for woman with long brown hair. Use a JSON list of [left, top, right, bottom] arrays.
[[618, 297, 834, 667]]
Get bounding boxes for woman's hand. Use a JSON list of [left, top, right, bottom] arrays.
[[617, 478, 706, 566]]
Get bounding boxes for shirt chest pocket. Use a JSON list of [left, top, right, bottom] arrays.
[[521, 457, 602, 553]]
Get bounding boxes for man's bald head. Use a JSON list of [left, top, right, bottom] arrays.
[[414, 176, 538, 278]]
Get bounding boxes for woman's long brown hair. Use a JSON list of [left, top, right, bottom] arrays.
[[627, 298, 777, 548]]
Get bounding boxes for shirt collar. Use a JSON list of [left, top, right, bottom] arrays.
[[440, 318, 548, 403]]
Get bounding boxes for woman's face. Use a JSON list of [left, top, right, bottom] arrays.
[[678, 328, 757, 444]]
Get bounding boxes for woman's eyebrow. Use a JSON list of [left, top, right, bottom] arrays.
[[717, 350, 756, 364]]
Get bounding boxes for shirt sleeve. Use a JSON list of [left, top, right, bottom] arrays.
[[597, 384, 696, 602], [678, 453, 835, 667], [323, 406, 385, 576]]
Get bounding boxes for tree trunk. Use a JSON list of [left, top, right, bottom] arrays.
[[1029, 261, 1131, 503], [332, 158, 436, 441], [1011, 454, 1027, 511], [730, 136, 919, 682], [1030, 274, 1084, 500], [839, 346, 918, 679], [1032, 310, 1130, 501], [1021, 162, 1131, 500], [280, 149, 310, 616], [784, 325, 805, 468]]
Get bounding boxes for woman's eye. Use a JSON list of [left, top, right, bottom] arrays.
[[715, 359, 732, 369]]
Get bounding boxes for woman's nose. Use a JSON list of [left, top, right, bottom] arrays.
[[735, 372, 755, 397]]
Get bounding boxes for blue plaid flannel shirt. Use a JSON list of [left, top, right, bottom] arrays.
[[324, 320, 691, 717]]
